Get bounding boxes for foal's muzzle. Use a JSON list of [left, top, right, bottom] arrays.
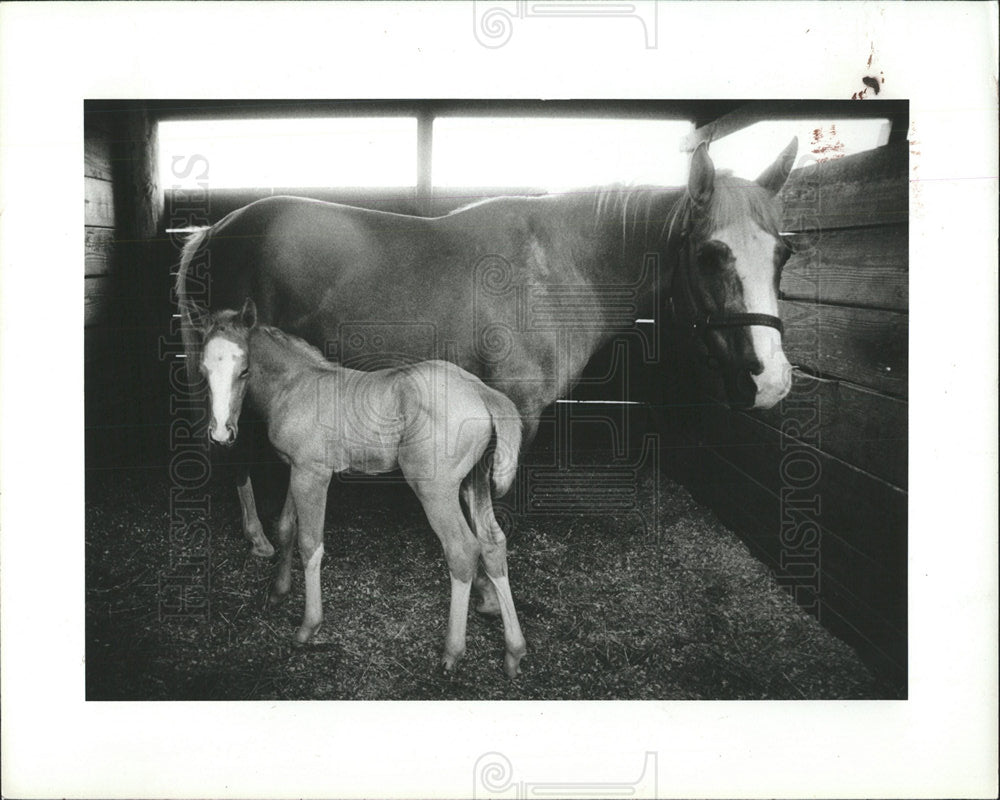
[[209, 423, 237, 447]]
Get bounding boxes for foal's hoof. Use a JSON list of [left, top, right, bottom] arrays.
[[294, 624, 319, 645], [441, 650, 465, 675], [504, 651, 524, 679]]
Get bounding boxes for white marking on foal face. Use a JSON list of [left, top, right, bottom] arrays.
[[202, 336, 248, 443], [712, 223, 792, 409]]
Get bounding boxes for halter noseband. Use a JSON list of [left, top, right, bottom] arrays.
[[668, 211, 784, 343]]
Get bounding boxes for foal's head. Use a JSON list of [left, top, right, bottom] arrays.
[[674, 139, 798, 409], [196, 299, 257, 446]]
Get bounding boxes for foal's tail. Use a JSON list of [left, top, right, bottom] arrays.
[[479, 387, 523, 497]]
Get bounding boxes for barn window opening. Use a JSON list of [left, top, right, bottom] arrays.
[[158, 117, 419, 190], [707, 118, 891, 175], [431, 117, 693, 190]]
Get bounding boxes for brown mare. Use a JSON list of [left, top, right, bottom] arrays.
[[177, 139, 799, 607], [196, 300, 527, 676]]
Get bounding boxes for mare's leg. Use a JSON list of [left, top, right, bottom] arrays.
[[465, 461, 527, 678], [289, 467, 330, 644], [413, 484, 481, 673], [236, 474, 274, 558], [268, 488, 297, 605]]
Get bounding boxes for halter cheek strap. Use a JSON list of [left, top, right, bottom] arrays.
[[668, 220, 784, 342]]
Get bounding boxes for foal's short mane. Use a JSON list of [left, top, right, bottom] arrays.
[[257, 324, 332, 368], [206, 310, 332, 369]]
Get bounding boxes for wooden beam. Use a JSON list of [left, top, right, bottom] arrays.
[[682, 100, 908, 152]]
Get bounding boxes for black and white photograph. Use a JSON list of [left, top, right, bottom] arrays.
[[2, 2, 997, 798], [82, 98, 909, 701]]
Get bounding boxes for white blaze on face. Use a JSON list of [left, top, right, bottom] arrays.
[[203, 336, 246, 442], [713, 223, 792, 409]]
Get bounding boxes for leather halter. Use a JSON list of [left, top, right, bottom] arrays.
[[668, 211, 784, 342]]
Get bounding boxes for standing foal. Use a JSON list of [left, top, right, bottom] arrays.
[[197, 300, 527, 677]]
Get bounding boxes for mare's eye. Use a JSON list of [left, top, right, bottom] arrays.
[[239, 368, 250, 378]]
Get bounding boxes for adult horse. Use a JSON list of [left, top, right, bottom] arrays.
[[177, 139, 797, 563]]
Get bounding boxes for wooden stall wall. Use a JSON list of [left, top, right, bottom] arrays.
[[662, 141, 909, 692], [85, 103, 168, 471]]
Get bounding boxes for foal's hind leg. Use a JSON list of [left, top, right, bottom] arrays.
[[462, 476, 501, 617], [268, 488, 297, 605], [465, 462, 527, 678], [413, 485, 480, 673], [237, 475, 275, 558]]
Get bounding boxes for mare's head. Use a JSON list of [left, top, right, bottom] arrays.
[[194, 299, 258, 446], [672, 139, 797, 409]]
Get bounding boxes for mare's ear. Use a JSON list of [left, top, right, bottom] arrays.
[[756, 137, 798, 195], [688, 142, 715, 208], [240, 297, 258, 329]]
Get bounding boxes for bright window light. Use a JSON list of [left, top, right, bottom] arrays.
[[158, 117, 418, 190], [432, 118, 693, 190], [707, 119, 891, 178]]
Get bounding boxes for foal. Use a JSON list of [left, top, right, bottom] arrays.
[[197, 300, 527, 677]]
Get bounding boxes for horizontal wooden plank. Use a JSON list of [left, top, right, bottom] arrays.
[[697, 403, 907, 568], [85, 226, 116, 277], [85, 176, 114, 226], [781, 300, 908, 397], [85, 133, 114, 181], [684, 443, 906, 687], [783, 223, 908, 311], [754, 371, 907, 489], [781, 142, 907, 230]]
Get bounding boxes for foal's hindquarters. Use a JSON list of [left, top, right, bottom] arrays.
[[267, 362, 527, 678]]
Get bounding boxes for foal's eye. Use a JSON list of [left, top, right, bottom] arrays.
[[239, 368, 250, 379]]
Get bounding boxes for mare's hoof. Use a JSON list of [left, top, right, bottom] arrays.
[[250, 540, 275, 558], [475, 599, 502, 617], [267, 590, 287, 607], [504, 651, 524, 679]]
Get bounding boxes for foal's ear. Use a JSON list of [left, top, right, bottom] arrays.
[[240, 297, 258, 329], [756, 136, 798, 196], [688, 142, 715, 207]]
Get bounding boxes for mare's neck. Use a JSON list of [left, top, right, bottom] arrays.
[[565, 187, 685, 289]]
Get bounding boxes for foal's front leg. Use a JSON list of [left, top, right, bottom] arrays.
[[289, 467, 331, 644]]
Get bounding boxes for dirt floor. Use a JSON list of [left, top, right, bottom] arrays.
[[85, 449, 895, 700]]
